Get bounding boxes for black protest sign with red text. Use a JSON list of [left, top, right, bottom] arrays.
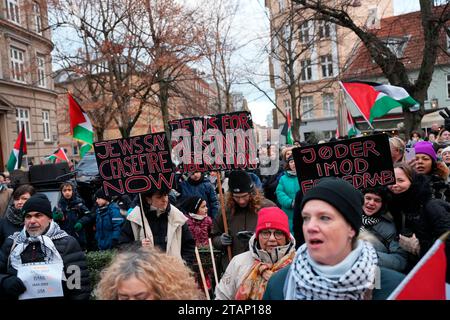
[[169, 111, 258, 173], [94, 132, 174, 196], [293, 134, 395, 194]]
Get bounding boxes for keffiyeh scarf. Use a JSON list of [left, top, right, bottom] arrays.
[[284, 241, 378, 300], [362, 214, 381, 227], [8, 221, 68, 271]]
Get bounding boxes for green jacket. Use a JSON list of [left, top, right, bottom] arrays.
[[275, 171, 300, 231], [263, 266, 404, 300]]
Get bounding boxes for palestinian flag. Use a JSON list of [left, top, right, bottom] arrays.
[[286, 108, 294, 145], [47, 148, 70, 165], [68, 93, 93, 158], [388, 232, 449, 300], [347, 109, 360, 137], [340, 81, 419, 125], [6, 127, 27, 172]]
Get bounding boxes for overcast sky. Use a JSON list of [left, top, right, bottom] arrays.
[[240, 0, 421, 126]]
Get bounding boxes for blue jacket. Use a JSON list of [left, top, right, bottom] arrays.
[[95, 202, 124, 250], [178, 176, 219, 218]]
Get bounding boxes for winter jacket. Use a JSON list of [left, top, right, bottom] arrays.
[[359, 213, 408, 273], [0, 188, 12, 218], [275, 171, 300, 232], [0, 234, 90, 300], [56, 195, 91, 248], [178, 176, 219, 218], [119, 203, 195, 265], [262, 167, 284, 205], [186, 215, 213, 247], [211, 197, 276, 269], [262, 266, 405, 300], [215, 234, 296, 300], [95, 202, 124, 250], [388, 173, 450, 282]]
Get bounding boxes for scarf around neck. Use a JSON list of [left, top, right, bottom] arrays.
[[5, 205, 23, 226], [8, 221, 68, 271], [284, 240, 378, 300]]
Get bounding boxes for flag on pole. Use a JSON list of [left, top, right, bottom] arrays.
[[286, 108, 294, 145], [68, 93, 93, 158], [47, 148, 70, 165], [388, 232, 449, 300], [6, 127, 27, 172], [339, 81, 419, 126], [347, 109, 360, 137]]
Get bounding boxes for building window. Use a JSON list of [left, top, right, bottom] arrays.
[[10, 46, 25, 83], [299, 21, 310, 44], [278, 0, 285, 12], [16, 107, 31, 141], [301, 96, 314, 119], [42, 110, 50, 141], [300, 59, 312, 81], [320, 54, 334, 78], [447, 74, 450, 99], [33, 2, 42, 34], [318, 20, 331, 39], [37, 55, 46, 87], [6, 0, 20, 25], [323, 94, 335, 117]]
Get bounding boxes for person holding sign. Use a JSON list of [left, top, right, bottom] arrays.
[[211, 170, 276, 269], [119, 187, 195, 265], [0, 194, 90, 300], [215, 207, 296, 300], [263, 178, 405, 300]]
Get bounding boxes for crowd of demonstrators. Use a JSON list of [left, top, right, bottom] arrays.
[[95, 246, 204, 300], [119, 187, 196, 266], [211, 170, 276, 269], [215, 207, 295, 300], [177, 171, 219, 218], [53, 182, 91, 250], [0, 194, 90, 300], [264, 178, 405, 300], [0, 185, 35, 248]]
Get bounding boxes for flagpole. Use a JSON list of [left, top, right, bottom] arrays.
[[338, 81, 374, 130]]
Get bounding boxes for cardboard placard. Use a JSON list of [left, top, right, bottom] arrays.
[[94, 132, 174, 196], [169, 111, 258, 173], [293, 134, 395, 193]]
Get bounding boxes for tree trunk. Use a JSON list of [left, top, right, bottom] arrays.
[[402, 109, 422, 139]]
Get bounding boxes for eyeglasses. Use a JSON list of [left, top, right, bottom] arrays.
[[232, 193, 250, 200], [259, 229, 286, 240]]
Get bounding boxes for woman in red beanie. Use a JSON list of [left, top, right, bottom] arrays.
[[215, 207, 295, 300]]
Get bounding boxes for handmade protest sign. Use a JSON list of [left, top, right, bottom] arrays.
[[94, 132, 174, 196], [293, 134, 395, 194], [169, 111, 258, 173], [17, 262, 64, 300]]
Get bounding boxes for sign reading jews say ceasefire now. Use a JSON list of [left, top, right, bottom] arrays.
[[93, 132, 174, 196], [293, 134, 395, 194], [168, 111, 258, 173]]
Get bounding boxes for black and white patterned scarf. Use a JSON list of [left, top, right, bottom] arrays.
[[362, 214, 381, 227], [8, 221, 68, 271], [284, 241, 378, 300]]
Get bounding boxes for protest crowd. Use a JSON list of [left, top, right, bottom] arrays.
[[0, 109, 449, 301]]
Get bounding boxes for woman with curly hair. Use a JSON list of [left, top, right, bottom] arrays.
[[95, 246, 204, 300], [211, 170, 276, 270]]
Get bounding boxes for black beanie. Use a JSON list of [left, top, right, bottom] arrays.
[[95, 188, 111, 202], [299, 177, 363, 235], [22, 193, 52, 218], [228, 170, 254, 193], [181, 196, 204, 214]]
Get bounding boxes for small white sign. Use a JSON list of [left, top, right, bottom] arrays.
[[17, 262, 64, 300]]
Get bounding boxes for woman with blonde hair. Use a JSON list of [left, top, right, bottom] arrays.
[[389, 136, 406, 164], [95, 246, 204, 300]]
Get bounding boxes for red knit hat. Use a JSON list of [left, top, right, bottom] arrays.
[[255, 207, 290, 239]]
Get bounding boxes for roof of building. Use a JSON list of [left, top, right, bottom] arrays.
[[342, 5, 450, 80]]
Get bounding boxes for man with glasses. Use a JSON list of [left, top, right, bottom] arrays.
[[215, 207, 296, 300], [212, 170, 276, 270]]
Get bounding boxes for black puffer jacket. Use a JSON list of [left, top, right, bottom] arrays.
[[0, 235, 91, 300], [0, 206, 22, 248], [388, 174, 450, 281]]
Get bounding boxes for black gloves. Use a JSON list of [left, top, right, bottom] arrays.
[[220, 233, 233, 246], [1, 275, 26, 298], [439, 107, 450, 131]]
